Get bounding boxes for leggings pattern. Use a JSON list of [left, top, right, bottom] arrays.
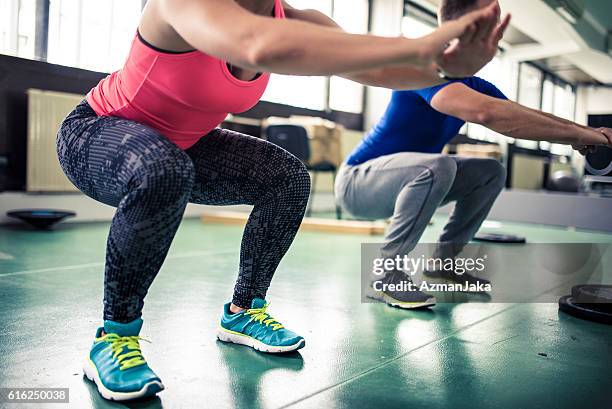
[[57, 101, 310, 322]]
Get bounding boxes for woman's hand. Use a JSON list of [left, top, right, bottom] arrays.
[[420, 2, 511, 78]]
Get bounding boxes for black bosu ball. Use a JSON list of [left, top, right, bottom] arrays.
[[7, 209, 76, 230]]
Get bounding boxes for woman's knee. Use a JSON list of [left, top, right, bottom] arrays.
[[286, 156, 311, 200], [271, 153, 311, 203]]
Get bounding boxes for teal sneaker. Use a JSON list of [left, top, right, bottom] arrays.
[[217, 298, 305, 353], [83, 318, 164, 401]]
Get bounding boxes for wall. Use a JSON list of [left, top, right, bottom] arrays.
[[0, 55, 106, 191], [576, 85, 612, 120], [438, 189, 612, 232]]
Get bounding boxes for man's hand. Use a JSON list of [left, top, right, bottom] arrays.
[[572, 145, 596, 156], [434, 5, 511, 78], [598, 127, 612, 146], [572, 128, 612, 155]]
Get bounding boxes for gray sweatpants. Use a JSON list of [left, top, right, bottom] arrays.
[[334, 152, 506, 259]]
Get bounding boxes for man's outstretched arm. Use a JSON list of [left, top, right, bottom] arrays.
[[430, 83, 612, 147]]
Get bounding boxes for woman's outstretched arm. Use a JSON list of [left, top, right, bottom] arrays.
[[158, 0, 503, 80], [282, 2, 510, 89]]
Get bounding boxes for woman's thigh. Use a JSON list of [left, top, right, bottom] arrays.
[[57, 101, 193, 207]]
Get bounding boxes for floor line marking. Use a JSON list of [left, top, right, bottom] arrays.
[[280, 303, 521, 409], [0, 251, 15, 260], [0, 248, 236, 278]]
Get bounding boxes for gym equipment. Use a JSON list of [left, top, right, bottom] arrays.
[[559, 284, 612, 325], [582, 123, 612, 194], [473, 233, 526, 244], [584, 146, 612, 177], [559, 295, 612, 325], [547, 170, 581, 193], [583, 148, 612, 195], [571, 285, 612, 313], [7, 209, 76, 230]]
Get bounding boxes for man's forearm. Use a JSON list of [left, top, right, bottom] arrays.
[[483, 101, 607, 145], [536, 110, 591, 132]]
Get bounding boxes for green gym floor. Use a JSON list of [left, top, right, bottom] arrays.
[[0, 215, 611, 409]]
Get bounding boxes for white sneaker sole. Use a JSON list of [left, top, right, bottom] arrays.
[[216, 327, 305, 353], [367, 290, 436, 309], [83, 358, 164, 402]]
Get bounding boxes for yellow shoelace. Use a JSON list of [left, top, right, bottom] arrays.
[[245, 303, 284, 331], [98, 333, 149, 370]]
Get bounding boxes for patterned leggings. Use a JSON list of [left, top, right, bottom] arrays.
[[57, 101, 310, 322]]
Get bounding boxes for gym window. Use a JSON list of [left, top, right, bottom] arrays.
[[0, 0, 37, 59], [47, 0, 143, 73], [263, 0, 369, 113]]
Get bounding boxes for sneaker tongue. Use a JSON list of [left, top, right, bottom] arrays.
[[103, 318, 143, 336], [250, 298, 267, 309]]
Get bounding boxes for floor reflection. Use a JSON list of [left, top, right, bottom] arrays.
[[217, 341, 304, 409]]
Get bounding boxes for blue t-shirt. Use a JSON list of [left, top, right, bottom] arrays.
[[346, 77, 507, 165]]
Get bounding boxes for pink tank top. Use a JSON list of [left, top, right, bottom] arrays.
[[87, 0, 285, 150]]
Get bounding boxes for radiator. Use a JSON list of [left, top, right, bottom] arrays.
[[27, 89, 84, 192]]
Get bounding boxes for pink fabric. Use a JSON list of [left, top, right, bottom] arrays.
[[87, 0, 285, 149]]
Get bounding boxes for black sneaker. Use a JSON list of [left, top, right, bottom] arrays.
[[367, 269, 436, 309], [423, 269, 491, 293]]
